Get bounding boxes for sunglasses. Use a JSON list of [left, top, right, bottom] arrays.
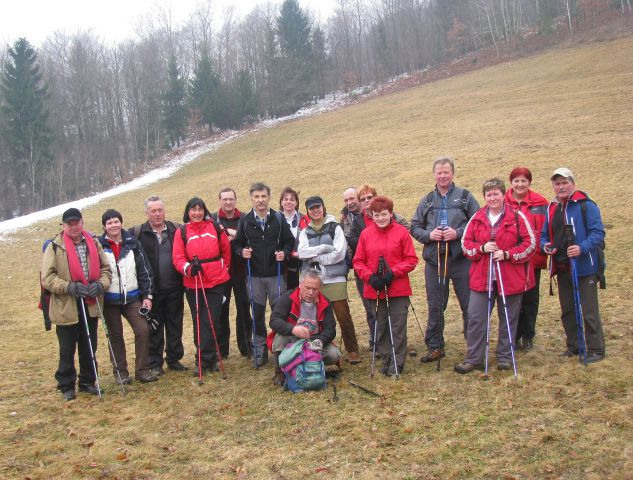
[[360, 196, 374, 202]]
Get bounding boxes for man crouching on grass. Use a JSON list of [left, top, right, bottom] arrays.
[[268, 269, 340, 386]]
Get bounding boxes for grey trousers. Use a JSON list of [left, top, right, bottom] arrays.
[[355, 276, 377, 345], [423, 256, 470, 350], [248, 275, 286, 361], [272, 334, 341, 365], [557, 272, 605, 356], [375, 296, 409, 373], [464, 287, 521, 366]]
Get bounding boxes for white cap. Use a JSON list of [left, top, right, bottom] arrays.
[[551, 167, 574, 182]]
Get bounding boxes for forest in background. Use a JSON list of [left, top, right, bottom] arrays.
[[0, 0, 630, 219]]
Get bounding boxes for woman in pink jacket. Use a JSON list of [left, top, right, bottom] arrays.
[[173, 197, 231, 376], [353, 196, 418, 376], [455, 179, 535, 374], [504, 167, 548, 351]]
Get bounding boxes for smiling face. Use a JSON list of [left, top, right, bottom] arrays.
[[511, 175, 531, 200], [433, 162, 454, 191], [372, 209, 393, 229], [343, 188, 360, 213], [219, 191, 237, 216], [250, 189, 270, 216], [281, 193, 298, 214], [188, 205, 205, 223], [484, 188, 504, 212], [145, 200, 166, 230], [359, 192, 374, 210], [104, 217, 123, 241], [307, 204, 324, 222], [552, 176, 576, 203]]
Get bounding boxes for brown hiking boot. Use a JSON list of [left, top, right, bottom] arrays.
[[272, 368, 285, 387], [420, 348, 445, 363], [348, 351, 361, 365], [407, 345, 418, 357], [454, 362, 480, 374]]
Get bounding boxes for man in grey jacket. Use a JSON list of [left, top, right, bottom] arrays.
[[410, 157, 479, 363]]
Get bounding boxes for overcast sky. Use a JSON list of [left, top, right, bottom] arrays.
[[1, 0, 338, 48]]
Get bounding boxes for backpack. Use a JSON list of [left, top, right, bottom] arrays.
[[580, 199, 606, 289], [421, 188, 472, 225], [178, 218, 224, 263], [38, 239, 56, 331], [279, 339, 327, 393]]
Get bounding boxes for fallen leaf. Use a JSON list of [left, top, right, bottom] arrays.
[[314, 466, 330, 473], [116, 452, 128, 462], [81, 441, 94, 449]]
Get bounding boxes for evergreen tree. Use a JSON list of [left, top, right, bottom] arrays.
[[0, 38, 52, 212], [311, 26, 329, 99], [262, 22, 281, 116], [162, 56, 187, 148], [189, 53, 222, 131], [232, 69, 258, 125], [276, 0, 314, 114]]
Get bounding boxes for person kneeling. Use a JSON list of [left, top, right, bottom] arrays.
[[269, 269, 340, 386]]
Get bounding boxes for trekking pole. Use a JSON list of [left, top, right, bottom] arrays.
[[370, 294, 379, 378], [197, 273, 228, 379], [194, 276, 203, 384], [276, 258, 282, 299], [246, 258, 258, 370], [408, 301, 424, 338], [95, 298, 126, 395], [495, 261, 518, 378], [78, 297, 103, 399], [436, 241, 449, 372], [483, 253, 495, 380], [330, 372, 382, 398], [568, 219, 588, 366], [380, 256, 400, 379]]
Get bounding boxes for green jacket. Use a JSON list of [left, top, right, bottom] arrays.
[[41, 232, 112, 326]]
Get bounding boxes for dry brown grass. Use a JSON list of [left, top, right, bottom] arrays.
[[1, 35, 633, 480]]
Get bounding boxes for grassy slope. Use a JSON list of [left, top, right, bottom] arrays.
[[1, 36, 633, 480]]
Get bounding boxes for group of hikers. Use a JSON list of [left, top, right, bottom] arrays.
[[40, 156, 606, 400]]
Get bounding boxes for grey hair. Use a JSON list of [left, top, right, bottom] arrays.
[[300, 268, 322, 284], [144, 195, 164, 210], [482, 178, 506, 196], [432, 156, 455, 173]]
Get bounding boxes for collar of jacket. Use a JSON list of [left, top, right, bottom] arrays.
[[289, 287, 329, 320], [218, 208, 242, 220]]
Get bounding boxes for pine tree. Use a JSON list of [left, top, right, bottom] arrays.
[[232, 69, 258, 126], [311, 26, 329, 99], [162, 56, 187, 148], [0, 38, 52, 212], [189, 53, 222, 131]]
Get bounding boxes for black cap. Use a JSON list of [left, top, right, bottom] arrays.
[[62, 208, 82, 223], [305, 196, 324, 210]]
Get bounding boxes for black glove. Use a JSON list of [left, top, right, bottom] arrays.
[[188, 258, 202, 277], [87, 281, 104, 298], [382, 270, 394, 286], [139, 306, 159, 331], [67, 281, 89, 298], [369, 274, 385, 291]]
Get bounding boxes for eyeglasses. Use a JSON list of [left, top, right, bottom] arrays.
[[360, 196, 374, 202]]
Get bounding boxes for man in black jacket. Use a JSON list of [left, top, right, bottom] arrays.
[[130, 196, 187, 375], [211, 187, 252, 359], [233, 182, 295, 367]]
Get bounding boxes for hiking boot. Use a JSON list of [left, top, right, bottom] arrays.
[[116, 376, 132, 386], [62, 389, 76, 401], [167, 361, 188, 372], [149, 366, 164, 376], [407, 345, 418, 357], [585, 354, 605, 364], [255, 357, 268, 368], [78, 384, 103, 396], [136, 372, 158, 383], [348, 351, 362, 365], [523, 339, 534, 352], [454, 362, 479, 374], [382, 365, 404, 377], [420, 348, 445, 363], [560, 350, 578, 357], [497, 362, 512, 371], [272, 368, 285, 386]]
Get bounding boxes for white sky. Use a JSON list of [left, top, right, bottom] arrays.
[[0, 0, 338, 48]]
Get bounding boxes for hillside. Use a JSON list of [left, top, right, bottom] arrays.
[[1, 35, 632, 479]]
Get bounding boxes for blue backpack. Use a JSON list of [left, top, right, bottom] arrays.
[[279, 340, 327, 393]]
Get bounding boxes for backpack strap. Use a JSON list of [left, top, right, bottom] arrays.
[[180, 221, 223, 263]]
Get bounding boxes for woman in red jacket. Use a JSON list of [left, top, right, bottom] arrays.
[[455, 179, 535, 374], [504, 167, 548, 351], [353, 196, 418, 376], [173, 197, 231, 376]]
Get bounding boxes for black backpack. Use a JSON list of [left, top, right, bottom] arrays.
[[580, 199, 606, 289]]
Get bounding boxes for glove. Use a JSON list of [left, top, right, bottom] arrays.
[[139, 307, 159, 331], [307, 339, 323, 352], [382, 270, 394, 286], [369, 274, 385, 291], [187, 258, 202, 277], [317, 244, 335, 255], [67, 281, 89, 298], [87, 282, 104, 297]]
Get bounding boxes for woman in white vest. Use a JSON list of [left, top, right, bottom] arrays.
[[297, 196, 361, 364]]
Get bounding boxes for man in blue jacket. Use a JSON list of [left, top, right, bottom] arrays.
[[541, 168, 606, 363]]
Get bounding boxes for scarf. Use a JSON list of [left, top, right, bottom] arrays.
[[64, 231, 100, 305]]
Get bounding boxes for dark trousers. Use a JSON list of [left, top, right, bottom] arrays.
[[375, 296, 409, 374], [355, 276, 377, 345], [55, 305, 98, 391], [249, 275, 286, 362], [557, 271, 605, 356], [516, 269, 541, 342], [148, 288, 185, 368], [218, 275, 252, 358], [186, 283, 226, 367], [423, 256, 470, 350], [103, 301, 151, 377]]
